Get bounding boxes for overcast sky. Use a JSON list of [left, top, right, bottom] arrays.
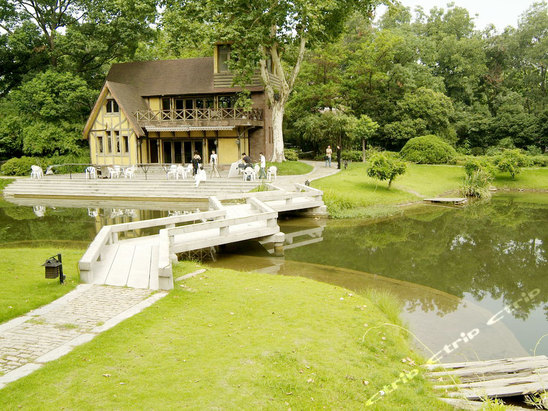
[[376, 0, 540, 31]]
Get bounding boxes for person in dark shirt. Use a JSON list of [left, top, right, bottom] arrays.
[[242, 153, 252, 166]]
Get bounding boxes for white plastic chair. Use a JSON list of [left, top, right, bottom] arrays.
[[124, 166, 136, 179], [30, 165, 43, 179], [85, 166, 97, 179], [166, 165, 178, 179], [267, 166, 277, 181], [254, 164, 260, 174], [243, 166, 256, 182], [176, 165, 188, 179], [107, 167, 120, 179]]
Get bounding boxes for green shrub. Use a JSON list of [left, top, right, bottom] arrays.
[[1, 156, 44, 176], [526, 145, 543, 156], [461, 169, 493, 199], [464, 157, 496, 178], [528, 155, 548, 167], [400, 135, 457, 164], [366, 152, 407, 188], [0, 153, 90, 176], [494, 149, 527, 179], [284, 149, 299, 161], [341, 150, 362, 162]]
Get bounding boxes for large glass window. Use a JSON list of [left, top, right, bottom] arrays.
[[217, 44, 231, 72], [115, 131, 121, 153], [107, 131, 112, 153], [97, 136, 103, 153]]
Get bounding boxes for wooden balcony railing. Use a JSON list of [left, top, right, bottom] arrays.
[[134, 108, 263, 123]]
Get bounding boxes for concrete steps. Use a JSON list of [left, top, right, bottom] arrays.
[[3, 178, 261, 200]]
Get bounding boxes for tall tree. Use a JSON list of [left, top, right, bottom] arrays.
[[164, 0, 379, 161]]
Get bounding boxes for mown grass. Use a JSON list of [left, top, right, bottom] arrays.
[[313, 163, 548, 218], [267, 160, 313, 176], [493, 168, 548, 190], [0, 248, 82, 323], [0, 262, 449, 410]]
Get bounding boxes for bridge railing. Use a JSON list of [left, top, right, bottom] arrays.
[[79, 197, 226, 285]]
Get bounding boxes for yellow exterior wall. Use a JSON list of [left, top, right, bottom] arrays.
[[88, 91, 136, 166], [218, 138, 239, 164], [149, 97, 160, 111]]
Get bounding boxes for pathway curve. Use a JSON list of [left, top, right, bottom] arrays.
[[272, 160, 341, 190], [0, 284, 167, 389]]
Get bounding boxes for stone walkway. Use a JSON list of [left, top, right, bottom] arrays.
[[273, 160, 341, 190], [0, 284, 167, 389]]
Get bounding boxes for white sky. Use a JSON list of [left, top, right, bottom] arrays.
[[376, 0, 541, 31]]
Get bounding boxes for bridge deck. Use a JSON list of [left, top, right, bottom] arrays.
[[78, 185, 326, 290]]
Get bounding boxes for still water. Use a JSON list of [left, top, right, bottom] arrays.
[[1, 194, 547, 361], [210, 194, 548, 361]]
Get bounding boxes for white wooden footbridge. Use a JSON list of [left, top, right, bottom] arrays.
[[77, 184, 326, 290]]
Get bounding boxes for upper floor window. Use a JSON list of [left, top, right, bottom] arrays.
[[106, 99, 119, 113], [217, 44, 231, 72]]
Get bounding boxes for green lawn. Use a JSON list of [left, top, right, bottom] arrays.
[[0, 247, 82, 323], [493, 168, 548, 190], [0, 262, 449, 410], [313, 162, 548, 218], [267, 160, 313, 176]]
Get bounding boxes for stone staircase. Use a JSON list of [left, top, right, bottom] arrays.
[[2, 178, 261, 200]]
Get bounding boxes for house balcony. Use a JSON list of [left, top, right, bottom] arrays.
[[134, 108, 264, 132]]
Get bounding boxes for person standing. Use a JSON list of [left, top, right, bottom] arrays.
[[325, 145, 332, 167], [192, 151, 201, 176], [210, 150, 220, 178], [259, 152, 267, 179]]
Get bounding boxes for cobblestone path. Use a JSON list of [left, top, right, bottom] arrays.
[[0, 284, 167, 389]]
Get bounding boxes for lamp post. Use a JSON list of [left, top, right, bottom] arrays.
[[43, 254, 65, 284]]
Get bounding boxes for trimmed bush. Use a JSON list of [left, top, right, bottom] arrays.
[[284, 149, 299, 161], [1, 156, 44, 176], [400, 135, 457, 164]]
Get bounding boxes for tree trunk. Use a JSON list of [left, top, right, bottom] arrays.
[[271, 101, 285, 162], [362, 138, 367, 162]]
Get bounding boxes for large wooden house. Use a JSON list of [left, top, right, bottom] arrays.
[[83, 44, 280, 166]]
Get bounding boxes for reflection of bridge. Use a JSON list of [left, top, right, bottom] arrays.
[[259, 223, 325, 255], [78, 185, 327, 290]]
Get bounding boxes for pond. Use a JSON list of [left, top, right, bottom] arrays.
[[1, 193, 546, 362], [209, 193, 548, 361]]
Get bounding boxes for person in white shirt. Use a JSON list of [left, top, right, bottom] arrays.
[[195, 166, 207, 187], [259, 152, 267, 179], [210, 150, 220, 178]]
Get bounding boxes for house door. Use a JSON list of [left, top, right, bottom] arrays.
[[149, 140, 158, 163], [163, 141, 172, 163]]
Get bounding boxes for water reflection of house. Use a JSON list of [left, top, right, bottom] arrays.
[[83, 44, 280, 166]]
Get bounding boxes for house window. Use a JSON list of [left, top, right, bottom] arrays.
[[97, 136, 103, 153], [123, 136, 129, 153], [218, 96, 234, 108], [107, 131, 112, 153], [217, 44, 231, 72], [115, 131, 121, 153], [106, 99, 119, 113], [162, 98, 171, 110]]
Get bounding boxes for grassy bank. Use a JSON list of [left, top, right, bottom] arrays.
[[0, 248, 82, 323], [267, 160, 313, 175], [0, 262, 448, 410], [313, 163, 548, 218]]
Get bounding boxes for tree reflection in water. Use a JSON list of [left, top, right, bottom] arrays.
[[285, 195, 547, 320]]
